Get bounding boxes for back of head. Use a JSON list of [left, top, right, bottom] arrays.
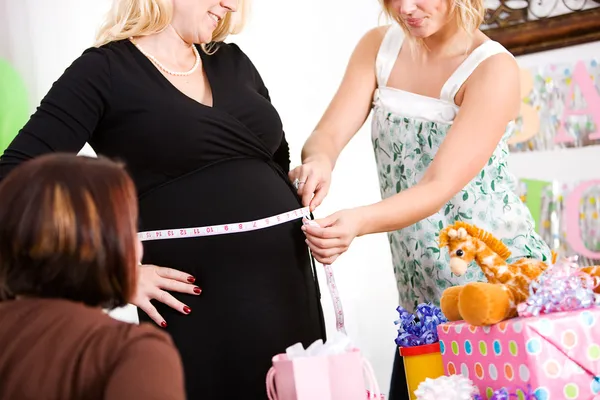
[[94, 0, 249, 49], [0, 154, 138, 309]]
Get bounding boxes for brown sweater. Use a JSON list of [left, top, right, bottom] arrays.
[[0, 298, 186, 400]]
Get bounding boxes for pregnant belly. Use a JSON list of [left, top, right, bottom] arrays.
[[137, 158, 308, 275], [138, 158, 302, 230], [136, 159, 317, 335]]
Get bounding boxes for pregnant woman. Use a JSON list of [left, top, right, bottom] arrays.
[[0, 0, 325, 398]]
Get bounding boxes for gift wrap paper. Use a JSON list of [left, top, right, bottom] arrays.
[[438, 308, 600, 399]]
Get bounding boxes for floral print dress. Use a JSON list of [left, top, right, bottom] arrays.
[[372, 24, 551, 312]]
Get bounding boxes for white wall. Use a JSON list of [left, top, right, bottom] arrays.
[[3, 0, 600, 396]]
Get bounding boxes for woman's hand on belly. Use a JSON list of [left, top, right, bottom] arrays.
[[132, 264, 201, 327]]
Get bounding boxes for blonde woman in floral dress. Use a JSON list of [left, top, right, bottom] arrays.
[[289, 0, 551, 397]]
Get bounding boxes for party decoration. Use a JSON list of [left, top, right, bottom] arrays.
[[394, 303, 447, 347], [0, 59, 29, 153], [518, 178, 600, 263], [438, 306, 600, 399], [473, 386, 538, 400], [509, 59, 600, 152], [413, 374, 478, 400], [517, 257, 600, 318], [517, 178, 551, 230]]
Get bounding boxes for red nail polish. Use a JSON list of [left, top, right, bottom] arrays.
[[187, 276, 196, 283], [193, 287, 201, 294], [160, 321, 167, 328], [183, 306, 191, 314]]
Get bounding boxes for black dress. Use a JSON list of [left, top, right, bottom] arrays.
[[0, 40, 326, 399]]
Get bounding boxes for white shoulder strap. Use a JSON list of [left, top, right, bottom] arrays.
[[375, 24, 404, 88], [440, 41, 513, 104]]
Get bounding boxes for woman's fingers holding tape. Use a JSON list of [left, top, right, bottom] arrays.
[[309, 246, 344, 260], [304, 235, 344, 251], [313, 253, 340, 265]]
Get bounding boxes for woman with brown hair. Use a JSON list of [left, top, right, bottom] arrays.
[[0, 0, 325, 398], [0, 154, 185, 400]]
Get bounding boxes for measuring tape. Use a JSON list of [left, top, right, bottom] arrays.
[[138, 206, 346, 334]]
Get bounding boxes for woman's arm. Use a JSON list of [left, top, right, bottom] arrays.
[[359, 52, 521, 235], [302, 52, 521, 264], [0, 48, 112, 181]]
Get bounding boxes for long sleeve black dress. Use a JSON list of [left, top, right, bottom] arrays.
[[0, 40, 326, 399]]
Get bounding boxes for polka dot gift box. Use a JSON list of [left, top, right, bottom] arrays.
[[437, 308, 600, 399]]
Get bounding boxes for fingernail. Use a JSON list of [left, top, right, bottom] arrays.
[[193, 287, 202, 294], [187, 276, 196, 283], [160, 321, 167, 328], [183, 306, 192, 314]]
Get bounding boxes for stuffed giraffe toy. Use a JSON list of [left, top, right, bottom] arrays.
[[438, 221, 600, 326]]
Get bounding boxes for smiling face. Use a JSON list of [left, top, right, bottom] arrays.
[[171, 0, 238, 44], [386, 0, 452, 39]]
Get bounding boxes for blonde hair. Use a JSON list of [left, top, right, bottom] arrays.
[[380, 0, 485, 52], [94, 0, 248, 53]]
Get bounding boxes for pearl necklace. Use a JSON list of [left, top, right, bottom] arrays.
[[130, 38, 201, 77]]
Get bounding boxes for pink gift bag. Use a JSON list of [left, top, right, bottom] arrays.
[[266, 218, 383, 400], [265, 348, 381, 400]]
